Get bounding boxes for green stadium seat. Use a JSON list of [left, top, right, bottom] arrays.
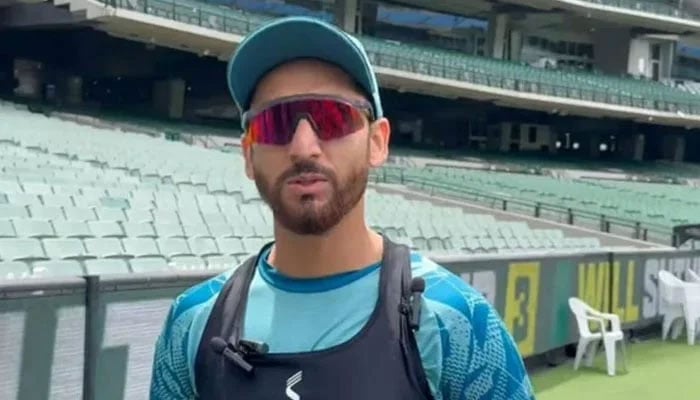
[[0, 205, 29, 220], [22, 182, 52, 195], [84, 259, 130, 275], [52, 220, 92, 239], [0, 180, 22, 194], [154, 222, 184, 238], [13, 219, 56, 238], [7, 193, 41, 206], [41, 194, 74, 207], [43, 238, 90, 260], [0, 220, 15, 238], [126, 208, 153, 223], [215, 237, 246, 256], [152, 209, 179, 224], [157, 238, 193, 258], [182, 223, 211, 238], [0, 261, 30, 279], [33, 260, 84, 278], [207, 223, 235, 238], [129, 257, 170, 273], [85, 238, 125, 258], [87, 221, 124, 238], [206, 255, 238, 271], [63, 206, 97, 221], [28, 205, 63, 220], [121, 221, 156, 238], [122, 238, 160, 258], [0, 238, 47, 261], [188, 237, 221, 257], [169, 256, 207, 271]]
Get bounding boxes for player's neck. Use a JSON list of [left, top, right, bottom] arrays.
[[267, 200, 383, 279]]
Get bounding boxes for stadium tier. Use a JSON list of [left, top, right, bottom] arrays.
[[375, 162, 700, 245], [105, 0, 700, 115], [377, 164, 700, 229], [0, 101, 614, 279]]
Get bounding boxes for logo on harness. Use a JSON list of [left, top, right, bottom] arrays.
[[285, 371, 302, 400]]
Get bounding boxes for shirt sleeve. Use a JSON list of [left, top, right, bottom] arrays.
[[421, 267, 535, 400], [149, 303, 198, 400]]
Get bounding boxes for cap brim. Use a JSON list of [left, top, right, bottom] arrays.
[[227, 17, 375, 114]]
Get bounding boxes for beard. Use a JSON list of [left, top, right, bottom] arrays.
[[253, 159, 368, 236]]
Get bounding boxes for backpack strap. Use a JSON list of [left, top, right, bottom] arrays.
[[194, 242, 273, 390], [382, 237, 433, 399]]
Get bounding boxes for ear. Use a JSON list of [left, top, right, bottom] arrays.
[[368, 117, 390, 168], [243, 142, 255, 180]]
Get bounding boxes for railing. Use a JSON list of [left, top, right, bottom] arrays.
[[370, 166, 674, 245], [581, 0, 700, 21], [103, 0, 700, 116]]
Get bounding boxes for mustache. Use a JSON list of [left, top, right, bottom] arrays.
[[278, 160, 335, 183]]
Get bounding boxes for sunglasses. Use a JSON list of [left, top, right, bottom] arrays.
[[242, 95, 374, 146]]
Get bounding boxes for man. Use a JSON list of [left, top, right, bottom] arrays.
[[150, 16, 535, 400]]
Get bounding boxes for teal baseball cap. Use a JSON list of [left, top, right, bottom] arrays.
[[226, 16, 383, 125]]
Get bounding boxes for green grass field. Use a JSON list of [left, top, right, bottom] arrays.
[[532, 338, 700, 400]]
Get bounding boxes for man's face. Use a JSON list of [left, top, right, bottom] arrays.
[[243, 59, 390, 236]]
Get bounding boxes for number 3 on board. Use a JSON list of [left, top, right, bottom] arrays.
[[504, 262, 540, 357]]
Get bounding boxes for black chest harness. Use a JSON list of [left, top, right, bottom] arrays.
[[194, 237, 434, 400]]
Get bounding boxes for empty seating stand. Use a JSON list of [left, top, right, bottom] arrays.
[[0, 100, 613, 280]]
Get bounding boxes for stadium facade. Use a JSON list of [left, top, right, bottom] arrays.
[[1, 0, 700, 163]]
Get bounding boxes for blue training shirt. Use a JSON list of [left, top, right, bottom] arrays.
[[150, 249, 535, 399]]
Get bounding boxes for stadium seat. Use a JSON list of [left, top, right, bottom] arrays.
[[206, 255, 238, 271], [84, 259, 131, 275], [13, 219, 56, 238], [87, 221, 124, 238], [28, 205, 63, 220], [41, 194, 74, 207], [52, 220, 93, 238], [0, 220, 15, 237], [157, 238, 193, 258], [0, 238, 47, 261], [152, 209, 180, 224], [0, 261, 31, 279], [169, 256, 208, 271], [129, 257, 171, 273], [122, 238, 160, 258], [33, 260, 84, 278], [0, 205, 29, 220], [63, 206, 97, 221], [188, 237, 221, 257], [182, 223, 211, 238], [22, 182, 52, 195], [95, 207, 126, 222], [207, 223, 235, 238], [43, 238, 91, 260], [6, 193, 41, 206], [154, 222, 185, 238], [85, 238, 125, 258], [126, 208, 153, 223], [121, 221, 157, 238]]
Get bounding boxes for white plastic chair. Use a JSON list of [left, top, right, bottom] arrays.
[[686, 268, 700, 284], [681, 284, 700, 345], [658, 270, 687, 341], [569, 297, 627, 376]]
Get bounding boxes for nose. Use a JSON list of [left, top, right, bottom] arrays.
[[287, 118, 322, 162]]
